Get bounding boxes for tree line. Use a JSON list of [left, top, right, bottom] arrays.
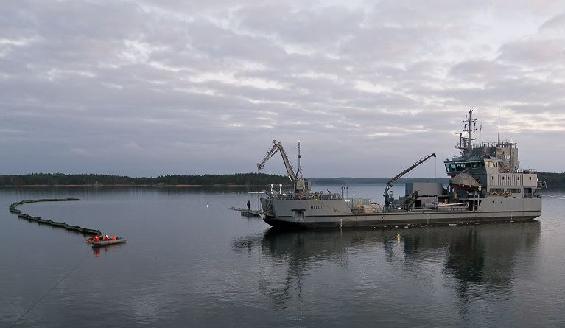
[[0, 173, 290, 186], [538, 172, 565, 190], [2, 171, 563, 189]]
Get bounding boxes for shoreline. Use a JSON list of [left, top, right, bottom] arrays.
[[0, 184, 279, 188]]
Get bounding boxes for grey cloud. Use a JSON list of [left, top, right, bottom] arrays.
[[498, 38, 565, 66], [449, 60, 515, 82], [1, 0, 565, 176], [437, 78, 565, 105], [340, 26, 444, 62], [508, 103, 565, 114], [237, 4, 364, 45], [367, 0, 489, 26], [540, 13, 565, 31]]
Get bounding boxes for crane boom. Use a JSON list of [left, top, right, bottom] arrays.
[[257, 140, 298, 182], [384, 153, 436, 209]]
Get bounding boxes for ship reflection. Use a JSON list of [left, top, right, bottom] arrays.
[[233, 222, 541, 309]]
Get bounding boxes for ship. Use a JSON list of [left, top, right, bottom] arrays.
[[257, 110, 542, 229]]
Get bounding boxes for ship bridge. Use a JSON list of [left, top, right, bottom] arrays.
[[445, 160, 485, 176], [444, 110, 539, 201]]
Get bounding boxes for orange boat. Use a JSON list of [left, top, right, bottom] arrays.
[[87, 235, 126, 248]]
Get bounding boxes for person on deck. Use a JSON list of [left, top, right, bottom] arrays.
[[247, 200, 251, 211]]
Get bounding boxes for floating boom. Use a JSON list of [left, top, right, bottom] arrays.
[[384, 152, 436, 210]]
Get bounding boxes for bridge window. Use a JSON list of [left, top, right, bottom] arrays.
[[446, 161, 484, 173]]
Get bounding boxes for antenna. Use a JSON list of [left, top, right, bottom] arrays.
[[467, 109, 472, 151], [297, 140, 302, 178], [434, 155, 437, 179], [458, 109, 477, 153], [497, 108, 501, 145]]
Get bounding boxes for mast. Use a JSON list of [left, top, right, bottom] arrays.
[[467, 109, 473, 152], [457, 109, 477, 154], [297, 140, 302, 179]]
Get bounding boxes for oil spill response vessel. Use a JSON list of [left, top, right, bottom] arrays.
[[257, 110, 542, 229]]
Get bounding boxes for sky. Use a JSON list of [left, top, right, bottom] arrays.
[[1, 0, 565, 177]]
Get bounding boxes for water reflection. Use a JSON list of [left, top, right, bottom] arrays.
[[233, 222, 541, 309], [91, 243, 127, 257]]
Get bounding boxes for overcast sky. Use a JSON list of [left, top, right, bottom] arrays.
[[1, 0, 565, 177]]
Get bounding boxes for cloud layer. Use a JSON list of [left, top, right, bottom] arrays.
[[1, 0, 565, 177]]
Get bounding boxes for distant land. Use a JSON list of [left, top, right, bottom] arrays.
[[0, 172, 562, 189], [0, 173, 289, 187], [0, 173, 450, 187], [536, 172, 565, 190]]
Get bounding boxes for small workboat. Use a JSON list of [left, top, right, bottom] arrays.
[[230, 207, 262, 217], [91, 238, 127, 248], [87, 235, 126, 248]]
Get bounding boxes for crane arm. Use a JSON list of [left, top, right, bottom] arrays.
[[276, 141, 298, 181], [257, 140, 298, 182], [384, 153, 436, 208], [386, 153, 436, 188], [257, 143, 279, 171]]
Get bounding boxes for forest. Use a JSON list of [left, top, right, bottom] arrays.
[[1, 172, 563, 189], [0, 173, 290, 186], [538, 172, 565, 190]]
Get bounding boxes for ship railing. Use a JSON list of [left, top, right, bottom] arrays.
[[268, 192, 343, 201], [436, 206, 469, 212], [384, 205, 469, 213]]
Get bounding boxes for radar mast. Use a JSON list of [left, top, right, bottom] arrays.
[[458, 109, 478, 155]]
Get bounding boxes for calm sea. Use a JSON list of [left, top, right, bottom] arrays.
[[0, 184, 564, 327]]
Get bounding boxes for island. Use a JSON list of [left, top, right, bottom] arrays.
[[0, 173, 290, 187]]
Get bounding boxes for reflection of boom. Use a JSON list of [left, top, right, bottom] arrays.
[[384, 153, 436, 210], [257, 140, 298, 182]]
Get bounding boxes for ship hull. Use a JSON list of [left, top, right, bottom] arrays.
[[261, 196, 541, 229], [264, 211, 540, 229]]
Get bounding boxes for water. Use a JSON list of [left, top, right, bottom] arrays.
[[0, 185, 564, 327]]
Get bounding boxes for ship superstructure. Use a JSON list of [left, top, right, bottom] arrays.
[[258, 110, 542, 229], [443, 111, 540, 213]]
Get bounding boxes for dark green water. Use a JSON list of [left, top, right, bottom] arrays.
[[0, 186, 563, 327]]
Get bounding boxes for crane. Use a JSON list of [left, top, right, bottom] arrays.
[[257, 140, 307, 192], [384, 152, 436, 210]]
